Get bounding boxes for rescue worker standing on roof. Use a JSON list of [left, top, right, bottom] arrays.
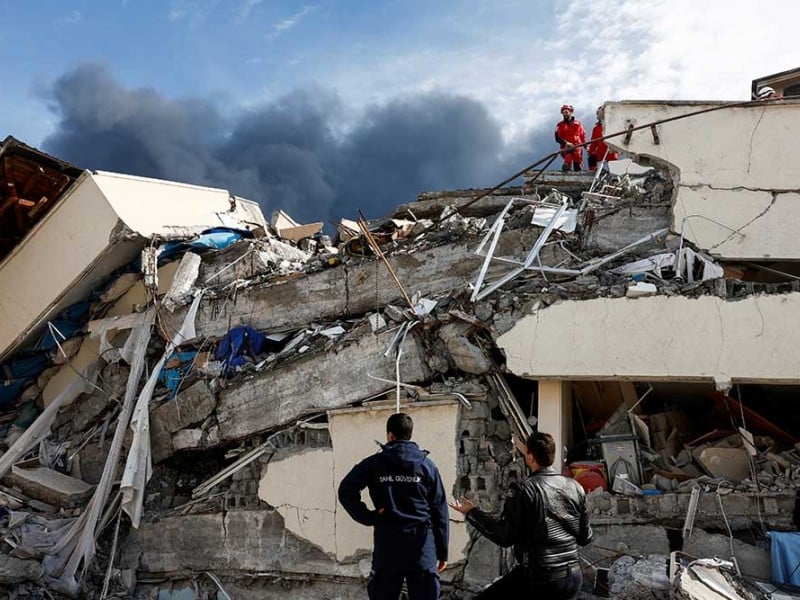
[[555, 104, 586, 171], [450, 431, 592, 599], [588, 105, 619, 171], [338, 412, 449, 600]]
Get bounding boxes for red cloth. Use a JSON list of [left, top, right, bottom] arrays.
[[588, 121, 619, 170]]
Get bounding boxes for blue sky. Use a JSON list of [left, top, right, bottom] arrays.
[[1, 1, 797, 221]]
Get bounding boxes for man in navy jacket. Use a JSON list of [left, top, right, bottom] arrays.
[[338, 412, 449, 600]]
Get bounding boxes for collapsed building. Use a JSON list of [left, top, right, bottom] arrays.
[[0, 91, 798, 600]]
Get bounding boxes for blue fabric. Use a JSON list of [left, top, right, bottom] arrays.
[[0, 380, 27, 409], [2, 354, 49, 380], [33, 320, 83, 352], [771, 531, 800, 586], [214, 326, 266, 374], [338, 440, 449, 572], [0, 354, 50, 409], [158, 351, 198, 399], [158, 228, 248, 261]]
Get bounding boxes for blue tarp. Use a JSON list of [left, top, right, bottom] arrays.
[[158, 227, 248, 261], [157, 351, 198, 399], [215, 326, 266, 374], [771, 531, 800, 586], [0, 354, 50, 408]]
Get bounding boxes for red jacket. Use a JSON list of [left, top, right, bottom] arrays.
[[555, 117, 586, 147], [588, 122, 618, 161]]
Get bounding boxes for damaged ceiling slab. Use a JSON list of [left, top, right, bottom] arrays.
[[499, 292, 800, 384], [0, 77, 800, 599]]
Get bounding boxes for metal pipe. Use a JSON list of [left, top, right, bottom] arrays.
[[580, 228, 669, 275]]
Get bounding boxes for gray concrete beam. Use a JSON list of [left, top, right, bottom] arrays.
[[170, 228, 543, 340], [216, 328, 432, 442]]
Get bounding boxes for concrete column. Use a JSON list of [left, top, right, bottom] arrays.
[[537, 380, 572, 470]]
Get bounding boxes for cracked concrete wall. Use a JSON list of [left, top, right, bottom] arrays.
[[327, 401, 470, 564], [259, 447, 337, 557], [134, 510, 361, 578], [604, 100, 800, 260], [498, 292, 800, 383]]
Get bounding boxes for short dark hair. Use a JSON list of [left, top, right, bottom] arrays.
[[387, 412, 413, 440], [526, 431, 555, 467]]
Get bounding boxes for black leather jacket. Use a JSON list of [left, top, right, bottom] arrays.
[[466, 467, 592, 570]]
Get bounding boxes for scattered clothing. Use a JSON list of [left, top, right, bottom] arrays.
[[214, 326, 266, 374]]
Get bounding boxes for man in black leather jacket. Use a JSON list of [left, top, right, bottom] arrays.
[[450, 431, 592, 599]]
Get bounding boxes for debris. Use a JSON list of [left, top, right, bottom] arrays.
[[627, 281, 658, 297], [162, 252, 202, 312], [271, 209, 323, 241], [7, 464, 93, 508]]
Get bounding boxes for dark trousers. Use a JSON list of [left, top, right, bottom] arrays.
[[475, 565, 582, 599], [367, 570, 440, 600]]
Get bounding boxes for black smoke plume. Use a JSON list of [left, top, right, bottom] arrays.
[[43, 64, 551, 223]]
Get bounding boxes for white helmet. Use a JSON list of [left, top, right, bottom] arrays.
[[757, 86, 776, 99]]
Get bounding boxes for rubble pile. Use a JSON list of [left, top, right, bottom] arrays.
[[0, 133, 797, 599]]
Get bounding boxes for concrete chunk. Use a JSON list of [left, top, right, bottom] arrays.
[[172, 429, 203, 451], [8, 466, 93, 507], [135, 511, 359, 577], [683, 529, 770, 580], [0, 554, 44, 583], [151, 380, 216, 434], [162, 252, 201, 312], [438, 323, 492, 374]]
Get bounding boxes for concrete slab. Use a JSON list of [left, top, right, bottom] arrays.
[[8, 465, 93, 507]]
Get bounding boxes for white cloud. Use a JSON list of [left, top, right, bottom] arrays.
[[308, 0, 800, 148], [271, 5, 316, 37], [167, 1, 201, 23], [235, 0, 263, 24], [168, 8, 188, 22], [58, 10, 83, 25]]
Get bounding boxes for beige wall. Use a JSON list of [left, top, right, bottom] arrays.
[[258, 447, 337, 555], [604, 100, 800, 260], [538, 381, 572, 470], [498, 293, 800, 384], [0, 171, 266, 360], [259, 400, 471, 565], [0, 174, 131, 360]]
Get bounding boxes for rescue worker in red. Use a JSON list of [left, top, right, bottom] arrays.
[[555, 104, 586, 171], [587, 105, 619, 171]]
